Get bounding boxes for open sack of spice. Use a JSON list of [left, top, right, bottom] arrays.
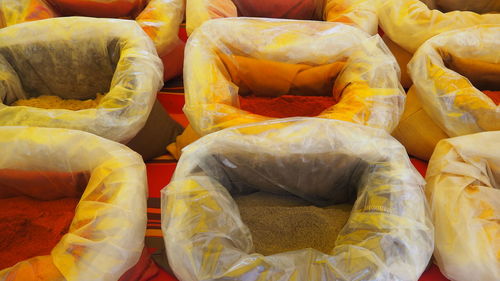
[[162, 118, 434, 281], [377, 0, 499, 88], [0, 17, 183, 160], [0, 126, 150, 281], [167, 18, 405, 159], [425, 131, 500, 281], [0, 0, 185, 81], [392, 24, 500, 161], [186, 0, 378, 35]]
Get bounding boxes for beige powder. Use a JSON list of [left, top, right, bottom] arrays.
[[234, 192, 352, 256]]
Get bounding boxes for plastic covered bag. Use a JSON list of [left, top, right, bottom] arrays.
[[186, 0, 378, 35], [425, 131, 500, 281], [408, 25, 499, 137], [0, 17, 163, 143], [0, 126, 147, 281], [0, 0, 57, 26], [0, 0, 185, 81], [162, 118, 434, 281], [184, 18, 405, 137], [378, 0, 499, 53]]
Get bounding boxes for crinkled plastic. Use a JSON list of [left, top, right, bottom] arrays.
[[0, 0, 57, 26], [426, 131, 500, 281], [0, 0, 185, 81], [0, 126, 147, 281], [186, 0, 378, 35], [162, 118, 434, 281], [184, 18, 405, 136], [408, 24, 500, 137], [0, 17, 163, 143], [378, 0, 499, 53]]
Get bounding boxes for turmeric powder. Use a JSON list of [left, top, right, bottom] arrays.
[[13, 94, 105, 110]]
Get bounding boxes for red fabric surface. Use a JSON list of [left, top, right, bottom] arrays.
[[146, 163, 177, 198], [157, 93, 189, 127]]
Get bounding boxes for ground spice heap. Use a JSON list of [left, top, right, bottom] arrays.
[[0, 196, 79, 270], [234, 191, 352, 256], [13, 94, 105, 110], [483, 90, 500, 105], [239, 95, 336, 118]]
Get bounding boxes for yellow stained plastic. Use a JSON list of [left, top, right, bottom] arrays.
[[0, 17, 163, 143], [426, 131, 500, 281], [0, 126, 147, 281], [408, 25, 500, 137], [162, 118, 434, 281], [184, 19, 405, 137], [378, 0, 499, 53], [186, 0, 377, 35]]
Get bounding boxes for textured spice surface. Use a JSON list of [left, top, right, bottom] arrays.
[[234, 192, 352, 256], [13, 94, 105, 110], [239, 95, 336, 118], [483, 90, 500, 105], [0, 196, 78, 270]]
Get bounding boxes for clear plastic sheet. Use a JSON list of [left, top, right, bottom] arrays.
[[184, 18, 405, 136], [162, 118, 434, 281], [426, 131, 500, 281], [0, 126, 147, 281], [408, 24, 500, 137], [378, 0, 499, 53], [0, 0, 57, 26], [0, 0, 185, 81], [186, 0, 378, 35], [0, 17, 163, 143]]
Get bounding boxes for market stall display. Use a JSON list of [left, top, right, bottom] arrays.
[[0, 17, 178, 146], [425, 131, 500, 281], [393, 25, 499, 160], [173, 18, 404, 158], [0, 126, 147, 281], [162, 118, 434, 281], [186, 0, 378, 35], [0, 0, 185, 81], [377, 0, 499, 88]]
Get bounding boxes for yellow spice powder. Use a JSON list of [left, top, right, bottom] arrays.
[[13, 94, 105, 110]]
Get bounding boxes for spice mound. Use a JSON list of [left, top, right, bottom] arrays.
[[483, 90, 500, 105], [239, 95, 336, 118], [234, 192, 352, 256], [13, 94, 105, 110], [0, 196, 79, 270]]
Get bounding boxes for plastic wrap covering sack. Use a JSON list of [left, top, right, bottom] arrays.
[[426, 131, 500, 281], [162, 118, 434, 281], [0, 126, 147, 281], [186, 0, 378, 35], [184, 19, 405, 137], [0, 1, 185, 81], [0, 0, 57, 27], [0, 17, 163, 143], [378, 0, 499, 53], [46, 0, 147, 17], [408, 25, 500, 137]]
